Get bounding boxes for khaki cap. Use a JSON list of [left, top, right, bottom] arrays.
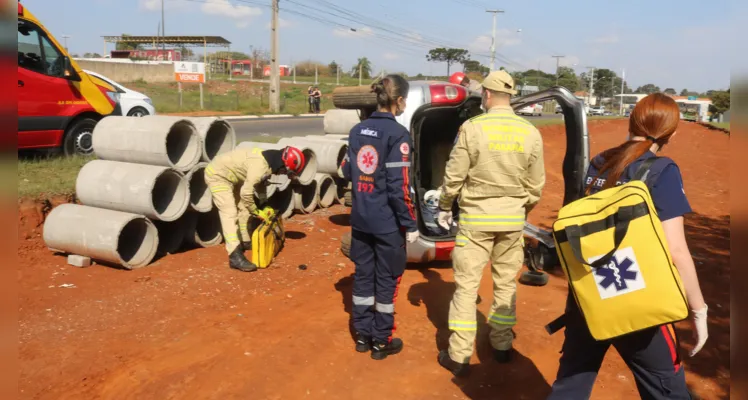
[[481, 70, 517, 95]]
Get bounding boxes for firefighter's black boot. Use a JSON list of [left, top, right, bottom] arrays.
[[493, 348, 513, 363], [229, 247, 258, 272], [355, 333, 371, 353], [438, 350, 469, 377], [242, 241, 252, 251], [371, 338, 403, 360]]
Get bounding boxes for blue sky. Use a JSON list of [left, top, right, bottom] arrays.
[[25, 0, 740, 92]]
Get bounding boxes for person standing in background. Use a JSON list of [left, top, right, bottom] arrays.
[[313, 86, 322, 114]]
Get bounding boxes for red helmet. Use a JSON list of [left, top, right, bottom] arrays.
[[449, 72, 467, 85], [281, 146, 306, 175]]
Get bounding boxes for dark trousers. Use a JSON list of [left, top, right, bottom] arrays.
[[350, 229, 406, 344], [308, 97, 314, 113], [548, 295, 691, 400], [313, 98, 321, 113]]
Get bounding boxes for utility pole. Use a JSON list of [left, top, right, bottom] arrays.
[[161, 0, 166, 57], [61, 35, 70, 53], [359, 63, 362, 86], [485, 9, 504, 71], [336, 64, 340, 86], [619, 69, 625, 115], [552, 55, 564, 86], [315, 64, 318, 85], [269, 0, 280, 113], [586, 66, 595, 105]]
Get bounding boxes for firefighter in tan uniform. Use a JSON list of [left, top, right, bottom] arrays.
[[205, 146, 306, 272], [436, 70, 545, 376]]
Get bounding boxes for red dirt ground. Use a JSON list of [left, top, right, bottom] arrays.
[[18, 120, 730, 400]]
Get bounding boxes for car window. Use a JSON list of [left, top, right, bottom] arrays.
[[17, 21, 45, 74], [17, 20, 64, 77]]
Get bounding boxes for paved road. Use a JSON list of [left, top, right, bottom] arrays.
[[230, 114, 562, 143]]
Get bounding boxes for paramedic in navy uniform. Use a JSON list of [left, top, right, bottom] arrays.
[[548, 93, 709, 399], [339, 74, 419, 360]]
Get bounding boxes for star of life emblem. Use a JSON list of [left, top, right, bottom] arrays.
[[588, 247, 646, 300], [356, 145, 379, 175]]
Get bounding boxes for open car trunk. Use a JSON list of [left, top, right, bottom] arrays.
[[411, 98, 483, 240]]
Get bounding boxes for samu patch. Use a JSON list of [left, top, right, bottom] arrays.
[[357, 145, 379, 175], [400, 142, 409, 155]]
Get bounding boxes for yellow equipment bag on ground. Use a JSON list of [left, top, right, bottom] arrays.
[[251, 210, 285, 269], [549, 162, 688, 341]]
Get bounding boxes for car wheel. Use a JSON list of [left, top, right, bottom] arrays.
[[62, 117, 98, 157], [519, 270, 549, 286], [340, 231, 351, 259], [127, 106, 149, 117]]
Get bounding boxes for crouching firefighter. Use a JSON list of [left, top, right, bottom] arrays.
[[340, 74, 419, 360], [205, 146, 306, 272], [436, 70, 546, 376]]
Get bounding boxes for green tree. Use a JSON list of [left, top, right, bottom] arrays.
[[116, 34, 141, 51], [709, 90, 730, 114], [179, 46, 194, 60], [556, 66, 580, 91], [351, 57, 372, 79], [663, 88, 677, 95], [328, 60, 339, 76], [635, 84, 661, 94], [680, 88, 689, 96], [592, 68, 619, 99], [426, 47, 470, 76], [462, 59, 489, 76]]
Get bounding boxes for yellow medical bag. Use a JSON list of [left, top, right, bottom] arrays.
[[251, 211, 285, 269], [550, 178, 689, 341]]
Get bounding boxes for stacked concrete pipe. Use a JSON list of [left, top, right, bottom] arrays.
[[76, 160, 190, 222], [153, 218, 187, 255], [292, 182, 319, 214], [323, 109, 361, 135], [43, 204, 159, 269], [184, 117, 236, 161], [93, 116, 202, 172], [277, 138, 347, 176], [268, 187, 294, 219], [183, 209, 223, 248], [314, 173, 337, 208], [185, 162, 212, 212], [236, 141, 318, 185]]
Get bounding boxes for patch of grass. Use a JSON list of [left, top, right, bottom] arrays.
[[710, 122, 730, 130], [19, 155, 94, 198]]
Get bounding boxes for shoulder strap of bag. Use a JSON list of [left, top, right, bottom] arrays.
[[632, 156, 659, 183]]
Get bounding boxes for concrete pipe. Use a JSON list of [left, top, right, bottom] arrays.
[[185, 162, 212, 213], [184, 117, 236, 162], [268, 187, 294, 220], [304, 135, 348, 143], [76, 160, 190, 222], [93, 116, 201, 172], [323, 109, 361, 135], [292, 182, 319, 214], [43, 204, 158, 269], [183, 209, 223, 248], [277, 138, 347, 176], [153, 218, 186, 255], [315, 173, 337, 208]]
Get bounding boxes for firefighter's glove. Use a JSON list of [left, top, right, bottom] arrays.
[[254, 206, 275, 222], [437, 210, 453, 231], [406, 230, 419, 244], [689, 305, 708, 357]]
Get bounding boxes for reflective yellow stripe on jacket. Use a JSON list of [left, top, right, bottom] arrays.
[[459, 214, 525, 229]]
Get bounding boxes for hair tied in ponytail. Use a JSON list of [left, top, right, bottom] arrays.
[[646, 135, 657, 142]]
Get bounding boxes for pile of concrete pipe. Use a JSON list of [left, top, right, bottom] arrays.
[[43, 116, 235, 269]]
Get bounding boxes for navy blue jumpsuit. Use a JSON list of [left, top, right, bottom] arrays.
[[548, 151, 693, 400], [340, 111, 417, 344]]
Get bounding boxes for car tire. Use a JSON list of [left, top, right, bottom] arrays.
[[340, 231, 351, 258], [62, 117, 98, 157], [519, 270, 549, 287], [127, 106, 150, 117], [332, 86, 378, 109]]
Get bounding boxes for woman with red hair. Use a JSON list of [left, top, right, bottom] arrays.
[[548, 93, 709, 399]]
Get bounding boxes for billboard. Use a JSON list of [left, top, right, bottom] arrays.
[[112, 49, 183, 61], [174, 62, 206, 83]]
